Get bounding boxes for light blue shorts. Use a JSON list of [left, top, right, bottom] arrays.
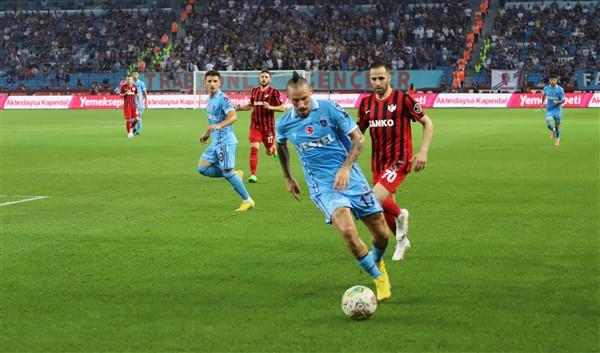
[[311, 189, 383, 224], [545, 111, 562, 125], [200, 143, 237, 170]]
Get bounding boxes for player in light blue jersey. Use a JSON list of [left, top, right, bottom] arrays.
[[541, 74, 565, 146], [132, 72, 148, 135], [275, 72, 393, 301], [198, 70, 254, 211]]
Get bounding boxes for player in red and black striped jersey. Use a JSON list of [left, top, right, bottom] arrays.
[[357, 62, 434, 261], [236, 70, 285, 183], [119, 75, 140, 138]]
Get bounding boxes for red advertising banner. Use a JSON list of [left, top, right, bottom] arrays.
[[4, 96, 72, 109], [589, 93, 600, 108], [506, 93, 595, 108], [1, 93, 598, 110], [69, 95, 123, 109]]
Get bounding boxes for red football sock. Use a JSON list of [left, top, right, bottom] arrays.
[[126, 121, 132, 132], [249, 146, 259, 175], [381, 197, 401, 218], [130, 119, 138, 130], [383, 212, 396, 233]]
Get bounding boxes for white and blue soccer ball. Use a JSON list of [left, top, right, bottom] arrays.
[[341, 285, 378, 320]]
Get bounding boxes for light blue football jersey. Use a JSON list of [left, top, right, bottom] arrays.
[[275, 99, 371, 195], [206, 90, 237, 145], [133, 79, 146, 111], [543, 84, 564, 113]]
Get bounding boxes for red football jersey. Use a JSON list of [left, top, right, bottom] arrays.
[[357, 89, 425, 174], [249, 86, 282, 130], [120, 84, 138, 110]]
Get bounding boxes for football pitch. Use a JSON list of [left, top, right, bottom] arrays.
[[1, 107, 598, 352]]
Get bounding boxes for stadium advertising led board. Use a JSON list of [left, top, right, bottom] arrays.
[[141, 71, 444, 91], [3, 93, 598, 110]]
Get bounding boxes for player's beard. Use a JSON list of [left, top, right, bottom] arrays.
[[260, 81, 268, 89], [295, 105, 309, 117], [297, 109, 309, 117], [375, 83, 389, 97]]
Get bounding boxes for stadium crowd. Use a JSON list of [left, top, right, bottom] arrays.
[[485, 2, 599, 87], [181, 1, 472, 72], [1, 1, 473, 89], [0, 1, 598, 91], [0, 8, 172, 88]]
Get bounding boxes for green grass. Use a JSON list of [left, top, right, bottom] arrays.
[[1, 107, 598, 353]]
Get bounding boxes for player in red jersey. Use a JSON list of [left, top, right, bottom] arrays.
[[357, 61, 434, 261], [119, 75, 140, 138], [235, 70, 285, 183]]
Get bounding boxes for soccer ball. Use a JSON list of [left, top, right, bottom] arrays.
[[341, 285, 378, 320]]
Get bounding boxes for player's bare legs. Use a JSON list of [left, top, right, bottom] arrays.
[[360, 212, 390, 251], [373, 183, 410, 261], [331, 208, 369, 258], [331, 208, 391, 301], [197, 159, 223, 177]]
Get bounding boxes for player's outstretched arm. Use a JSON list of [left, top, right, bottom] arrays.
[[334, 128, 365, 191], [264, 103, 285, 112], [413, 115, 433, 172], [277, 142, 301, 201], [235, 103, 252, 111]]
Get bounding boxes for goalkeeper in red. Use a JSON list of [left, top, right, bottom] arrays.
[[120, 75, 140, 138], [357, 61, 434, 261], [236, 70, 285, 183]]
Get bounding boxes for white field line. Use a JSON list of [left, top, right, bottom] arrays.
[[0, 195, 49, 207], [3, 125, 188, 132]]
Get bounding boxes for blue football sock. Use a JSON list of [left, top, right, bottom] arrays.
[[371, 244, 387, 263], [555, 127, 560, 138], [356, 252, 382, 279], [197, 165, 223, 177], [223, 170, 250, 200], [546, 123, 554, 132], [135, 117, 142, 134]]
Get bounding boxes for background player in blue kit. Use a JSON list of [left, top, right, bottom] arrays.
[[275, 72, 394, 301], [198, 70, 255, 212], [541, 74, 565, 146], [132, 71, 147, 136]]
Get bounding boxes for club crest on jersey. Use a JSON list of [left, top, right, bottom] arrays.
[[264, 94, 269, 97], [305, 125, 314, 135], [319, 119, 328, 127], [387, 104, 397, 112], [414, 103, 423, 114]]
